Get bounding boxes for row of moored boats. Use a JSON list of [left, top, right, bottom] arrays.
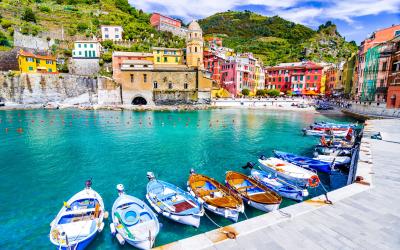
[[49, 121, 360, 249]]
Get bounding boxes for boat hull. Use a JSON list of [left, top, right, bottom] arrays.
[[55, 232, 97, 250], [258, 161, 310, 188], [251, 171, 307, 201], [146, 194, 204, 228], [187, 187, 241, 222], [125, 238, 155, 250], [242, 196, 280, 212]]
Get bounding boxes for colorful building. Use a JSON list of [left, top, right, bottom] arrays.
[[325, 66, 337, 95], [17, 49, 57, 73], [152, 47, 183, 65], [72, 41, 102, 58], [100, 25, 123, 41], [342, 54, 356, 96], [203, 50, 224, 84], [255, 60, 265, 90], [150, 13, 188, 38], [220, 58, 237, 95], [265, 62, 323, 95], [112, 51, 153, 83], [387, 36, 400, 108], [355, 24, 400, 100]]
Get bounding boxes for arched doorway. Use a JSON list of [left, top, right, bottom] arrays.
[[132, 96, 147, 105]]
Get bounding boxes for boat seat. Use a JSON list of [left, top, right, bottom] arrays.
[[156, 192, 176, 202]]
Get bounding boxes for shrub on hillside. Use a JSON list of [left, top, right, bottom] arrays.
[[77, 23, 88, 33], [0, 31, 10, 47], [21, 8, 36, 23], [1, 19, 12, 29], [101, 52, 112, 63], [39, 6, 51, 13]]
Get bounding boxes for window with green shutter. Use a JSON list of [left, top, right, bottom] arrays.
[[314, 75, 318, 80], [28, 66, 33, 71]]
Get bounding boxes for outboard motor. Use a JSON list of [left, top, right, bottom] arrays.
[[85, 179, 92, 189], [190, 168, 196, 175], [146, 172, 155, 181], [116, 184, 125, 195]]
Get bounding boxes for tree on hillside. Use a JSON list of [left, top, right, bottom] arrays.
[[21, 7, 36, 23], [0, 31, 10, 47]]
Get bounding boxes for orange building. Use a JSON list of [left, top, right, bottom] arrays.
[[112, 51, 153, 83], [387, 36, 400, 108]]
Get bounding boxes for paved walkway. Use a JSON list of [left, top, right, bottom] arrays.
[[157, 119, 400, 250]]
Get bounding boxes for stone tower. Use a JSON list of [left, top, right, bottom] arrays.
[[186, 21, 204, 68]]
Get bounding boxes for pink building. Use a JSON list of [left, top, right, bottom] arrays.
[[220, 59, 237, 95], [150, 13, 188, 38]]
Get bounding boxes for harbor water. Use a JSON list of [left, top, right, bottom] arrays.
[[0, 108, 356, 249]]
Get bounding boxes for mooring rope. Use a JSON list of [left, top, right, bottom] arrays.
[[318, 181, 333, 204], [278, 209, 291, 218], [204, 211, 223, 228]]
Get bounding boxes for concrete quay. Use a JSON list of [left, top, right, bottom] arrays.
[[156, 119, 400, 250]]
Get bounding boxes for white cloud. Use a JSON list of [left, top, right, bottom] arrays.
[[129, 0, 400, 25]]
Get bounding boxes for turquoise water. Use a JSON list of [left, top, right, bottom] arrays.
[[0, 109, 356, 249]]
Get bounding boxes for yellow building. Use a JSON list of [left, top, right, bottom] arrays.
[[186, 21, 204, 68], [18, 50, 57, 73], [152, 47, 183, 65]]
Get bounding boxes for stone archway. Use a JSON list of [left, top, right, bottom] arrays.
[[132, 96, 147, 105]]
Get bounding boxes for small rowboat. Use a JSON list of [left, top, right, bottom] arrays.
[[111, 184, 160, 250], [303, 128, 353, 138], [315, 145, 352, 156], [311, 122, 356, 129], [274, 150, 333, 173], [187, 170, 244, 222], [248, 167, 309, 201], [225, 171, 282, 212], [258, 156, 319, 188], [49, 180, 105, 250], [146, 172, 204, 228]]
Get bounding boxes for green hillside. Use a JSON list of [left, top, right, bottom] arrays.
[[198, 11, 357, 65], [0, 0, 185, 51]]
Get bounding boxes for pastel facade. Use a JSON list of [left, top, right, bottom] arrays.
[[101, 25, 123, 41], [220, 59, 237, 95], [387, 36, 400, 108], [152, 47, 183, 65], [355, 25, 400, 100], [112, 51, 153, 83], [150, 13, 188, 38], [72, 41, 102, 58], [17, 50, 57, 73], [265, 62, 323, 95]]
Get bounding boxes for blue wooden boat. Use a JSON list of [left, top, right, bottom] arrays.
[[274, 150, 333, 173], [146, 172, 204, 228], [250, 168, 308, 201], [49, 180, 105, 250]]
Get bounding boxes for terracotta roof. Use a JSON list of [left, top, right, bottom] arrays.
[[18, 50, 56, 60]]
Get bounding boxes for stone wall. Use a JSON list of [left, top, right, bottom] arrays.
[[0, 72, 121, 105], [153, 90, 197, 105], [69, 58, 100, 76], [13, 31, 55, 50]]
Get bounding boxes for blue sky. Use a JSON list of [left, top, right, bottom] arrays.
[[129, 0, 400, 44]]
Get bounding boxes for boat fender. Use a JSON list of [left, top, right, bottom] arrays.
[[247, 200, 251, 205], [116, 233, 125, 245], [103, 211, 109, 220], [302, 190, 309, 197], [110, 223, 116, 235], [97, 222, 105, 233]]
